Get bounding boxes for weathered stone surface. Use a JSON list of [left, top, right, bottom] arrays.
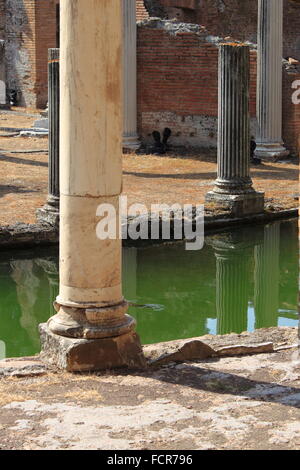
[[216, 342, 274, 357], [0, 222, 58, 249], [39, 323, 147, 372], [206, 192, 265, 218], [143, 327, 299, 366], [0, 357, 48, 377], [144, 339, 215, 366], [36, 207, 59, 228]]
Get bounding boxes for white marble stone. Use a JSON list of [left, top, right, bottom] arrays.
[[123, 0, 140, 150], [256, 0, 289, 159]]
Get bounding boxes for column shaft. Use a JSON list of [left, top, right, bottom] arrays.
[[36, 49, 60, 226], [48, 49, 60, 206], [123, 0, 140, 150], [206, 44, 264, 216], [255, 0, 289, 159], [39, 0, 145, 372]]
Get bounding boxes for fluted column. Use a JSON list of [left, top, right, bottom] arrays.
[[0, 40, 6, 105], [206, 44, 264, 216], [255, 0, 289, 160], [37, 49, 60, 226], [254, 223, 280, 329], [39, 0, 145, 372], [122, 0, 140, 151]]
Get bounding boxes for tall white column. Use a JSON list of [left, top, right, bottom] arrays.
[[39, 0, 145, 372], [255, 0, 289, 159], [123, 0, 140, 150]]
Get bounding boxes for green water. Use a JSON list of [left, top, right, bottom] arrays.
[[0, 220, 298, 359]]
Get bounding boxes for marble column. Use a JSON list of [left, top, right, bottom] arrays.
[[206, 44, 264, 216], [122, 0, 140, 151], [255, 0, 289, 160], [254, 223, 280, 329], [37, 49, 60, 226], [39, 0, 145, 372]]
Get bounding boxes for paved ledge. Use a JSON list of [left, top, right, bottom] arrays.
[[0, 209, 297, 250], [0, 327, 298, 376], [0, 327, 299, 450]]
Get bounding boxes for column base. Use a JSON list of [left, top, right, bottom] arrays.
[[39, 323, 146, 372], [36, 203, 59, 227], [254, 143, 290, 160], [122, 134, 141, 151], [206, 191, 265, 217]]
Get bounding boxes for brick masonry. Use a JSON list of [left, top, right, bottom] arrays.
[[1, 0, 58, 108], [137, 21, 258, 149], [137, 17, 300, 155], [0, 1, 299, 154]]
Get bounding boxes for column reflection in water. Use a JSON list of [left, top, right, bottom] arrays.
[[35, 257, 59, 318], [0, 340, 5, 360], [207, 228, 262, 336], [254, 223, 280, 329], [122, 247, 137, 304], [0, 255, 59, 357], [11, 260, 41, 351]]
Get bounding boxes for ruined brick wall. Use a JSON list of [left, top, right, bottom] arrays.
[[34, 0, 58, 107], [136, 0, 149, 21], [0, 0, 5, 39], [137, 20, 258, 149], [151, 0, 300, 61], [4, 0, 57, 108]]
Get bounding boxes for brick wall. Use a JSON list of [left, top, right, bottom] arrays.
[[34, 0, 58, 108], [0, 0, 5, 39], [136, 0, 149, 21], [137, 20, 300, 154], [137, 21, 258, 149], [154, 0, 300, 61], [4, 0, 57, 108]]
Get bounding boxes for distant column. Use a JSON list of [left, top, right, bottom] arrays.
[[123, 0, 140, 151], [0, 40, 6, 105], [37, 49, 60, 226], [255, 0, 289, 160], [206, 44, 264, 217]]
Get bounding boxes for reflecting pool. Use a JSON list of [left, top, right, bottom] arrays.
[[0, 219, 298, 358]]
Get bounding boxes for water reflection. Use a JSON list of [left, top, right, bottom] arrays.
[[0, 220, 298, 355], [254, 223, 280, 329], [0, 251, 58, 357], [206, 228, 258, 335]]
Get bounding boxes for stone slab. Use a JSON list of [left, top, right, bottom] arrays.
[[206, 191, 265, 217], [0, 357, 48, 377], [39, 323, 147, 372]]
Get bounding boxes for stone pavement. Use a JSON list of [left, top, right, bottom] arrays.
[[0, 327, 299, 450]]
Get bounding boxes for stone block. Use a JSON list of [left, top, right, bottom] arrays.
[[39, 323, 146, 372], [206, 191, 265, 217]]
